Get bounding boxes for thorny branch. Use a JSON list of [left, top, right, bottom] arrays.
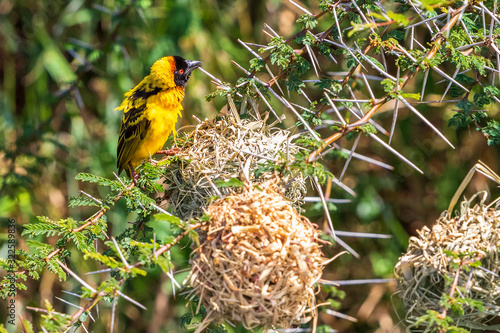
[[28, 198, 201, 331], [307, 3, 469, 161]]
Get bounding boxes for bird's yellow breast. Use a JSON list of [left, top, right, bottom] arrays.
[[129, 88, 184, 168]]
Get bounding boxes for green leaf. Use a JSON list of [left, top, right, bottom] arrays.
[[286, 72, 305, 92], [360, 124, 377, 135], [365, 55, 384, 71], [71, 232, 93, 252], [154, 213, 183, 227], [46, 259, 66, 281], [214, 178, 243, 188], [400, 92, 421, 100], [386, 29, 405, 41], [22, 216, 63, 237], [83, 250, 122, 269], [316, 79, 341, 95], [386, 11, 409, 26], [249, 58, 265, 71], [345, 54, 356, 70], [267, 36, 294, 69], [448, 112, 472, 129], [68, 195, 100, 208], [481, 120, 500, 146], [474, 90, 492, 107], [155, 256, 173, 274], [75, 173, 119, 187], [297, 14, 317, 29], [381, 78, 396, 93], [130, 267, 147, 276], [26, 240, 54, 255]]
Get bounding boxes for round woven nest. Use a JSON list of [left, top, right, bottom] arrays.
[[395, 192, 500, 330], [161, 111, 306, 220], [184, 179, 327, 331]]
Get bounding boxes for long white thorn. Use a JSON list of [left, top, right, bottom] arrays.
[[332, 143, 393, 170], [478, 3, 500, 26], [325, 309, 359, 322], [421, 69, 429, 101], [410, 27, 415, 50], [369, 133, 423, 174], [112, 237, 130, 269], [320, 278, 394, 285], [432, 66, 469, 92], [331, 176, 357, 197], [263, 23, 280, 38], [399, 97, 455, 149], [267, 86, 321, 141], [55, 297, 96, 322], [237, 39, 262, 59], [339, 135, 360, 181], [440, 66, 461, 102], [489, 0, 497, 40], [310, 178, 359, 257], [116, 290, 147, 310], [323, 91, 346, 125], [289, 0, 313, 15], [355, 46, 397, 81], [265, 63, 286, 97], [306, 44, 320, 78], [334, 230, 392, 238], [333, 7, 344, 43], [303, 197, 352, 204], [482, 5, 487, 37], [460, 20, 474, 44], [361, 73, 375, 101], [251, 81, 281, 122], [56, 259, 96, 293], [404, 12, 447, 29], [110, 298, 117, 333], [312, 176, 335, 237], [389, 98, 399, 145]]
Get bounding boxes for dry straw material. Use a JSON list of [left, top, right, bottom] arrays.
[[395, 192, 500, 330], [162, 111, 306, 220], [185, 179, 327, 331]]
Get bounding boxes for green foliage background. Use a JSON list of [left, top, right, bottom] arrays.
[[1, 0, 499, 332]]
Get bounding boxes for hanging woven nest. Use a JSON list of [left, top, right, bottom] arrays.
[[184, 178, 328, 331], [395, 192, 500, 330], [160, 105, 306, 220]]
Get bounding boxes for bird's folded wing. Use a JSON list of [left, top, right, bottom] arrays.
[[117, 107, 151, 174]]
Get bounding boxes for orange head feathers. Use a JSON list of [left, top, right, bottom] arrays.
[[150, 56, 202, 90]]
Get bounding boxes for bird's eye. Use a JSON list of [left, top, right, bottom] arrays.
[[178, 69, 184, 74]]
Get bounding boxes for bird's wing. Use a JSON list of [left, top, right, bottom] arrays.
[[117, 105, 151, 175]]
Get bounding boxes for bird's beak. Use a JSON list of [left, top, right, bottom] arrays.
[[185, 60, 202, 74]]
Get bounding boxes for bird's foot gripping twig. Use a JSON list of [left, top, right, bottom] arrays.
[[128, 162, 140, 186], [156, 148, 181, 156]]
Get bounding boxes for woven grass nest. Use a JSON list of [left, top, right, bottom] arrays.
[[184, 179, 328, 331], [395, 192, 500, 330], [161, 108, 306, 220]]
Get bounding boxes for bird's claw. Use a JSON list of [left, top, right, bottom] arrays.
[[156, 148, 181, 156]]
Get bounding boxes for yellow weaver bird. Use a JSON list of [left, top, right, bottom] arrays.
[[116, 56, 201, 182]]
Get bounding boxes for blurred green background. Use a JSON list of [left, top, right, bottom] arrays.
[[1, 0, 499, 332]]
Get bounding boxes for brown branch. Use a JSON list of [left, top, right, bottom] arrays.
[[341, 44, 373, 87]]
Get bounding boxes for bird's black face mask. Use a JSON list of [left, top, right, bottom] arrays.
[[173, 56, 202, 87]]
